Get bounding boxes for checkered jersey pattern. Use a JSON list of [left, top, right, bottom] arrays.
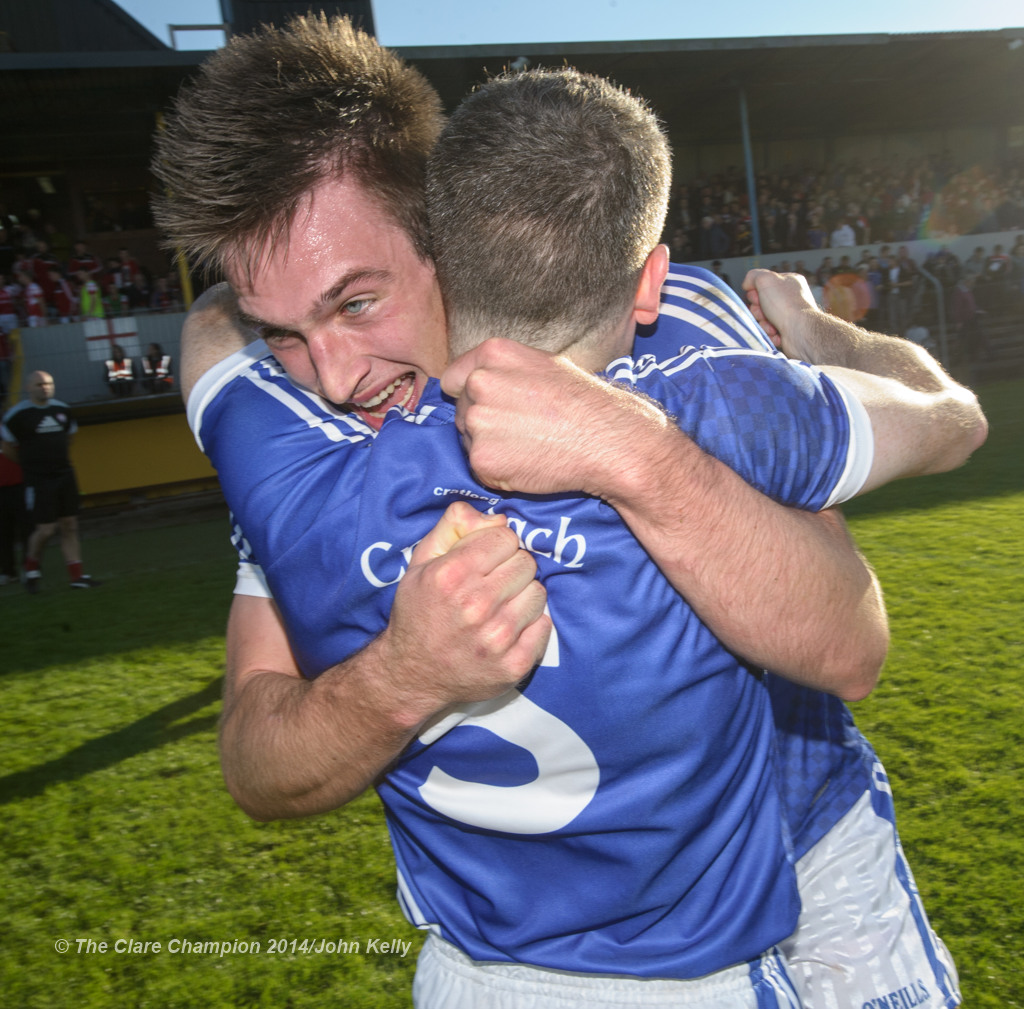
[[648, 265, 880, 859], [610, 347, 851, 511]]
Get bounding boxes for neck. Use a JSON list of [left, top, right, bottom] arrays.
[[562, 308, 637, 373]]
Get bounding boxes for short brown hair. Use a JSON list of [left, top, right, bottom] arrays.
[[151, 14, 443, 281], [427, 68, 671, 357]]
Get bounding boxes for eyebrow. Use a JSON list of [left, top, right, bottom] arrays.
[[318, 268, 393, 309], [235, 308, 272, 334], [236, 268, 395, 337]]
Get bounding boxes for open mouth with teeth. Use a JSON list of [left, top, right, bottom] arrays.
[[354, 372, 418, 427]]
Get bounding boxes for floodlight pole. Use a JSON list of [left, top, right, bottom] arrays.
[[918, 264, 950, 369], [738, 85, 761, 258]]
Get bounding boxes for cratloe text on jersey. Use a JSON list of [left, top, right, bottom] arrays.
[[360, 510, 587, 588]]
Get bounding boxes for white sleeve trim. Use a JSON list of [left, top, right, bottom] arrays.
[[234, 561, 273, 598], [821, 372, 875, 507], [186, 340, 271, 453]]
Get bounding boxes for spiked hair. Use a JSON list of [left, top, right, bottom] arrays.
[[151, 14, 443, 282], [427, 68, 671, 357]]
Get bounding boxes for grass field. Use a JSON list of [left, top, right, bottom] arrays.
[[2, 379, 1021, 1007]]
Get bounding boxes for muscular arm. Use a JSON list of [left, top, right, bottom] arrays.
[[743, 268, 988, 491], [221, 594, 429, 820], [600, 405, 885, 701], [187, 283, 412, 820], [443, 342, 886, 701], [441, 267, 986, 701], [219, 504, 550, 820]]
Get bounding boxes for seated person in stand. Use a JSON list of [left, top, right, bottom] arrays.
[[141, 343, 173, 393], [104, 344, 133, 397]]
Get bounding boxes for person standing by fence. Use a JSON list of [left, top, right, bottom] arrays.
[[0, 371, 100, 592]]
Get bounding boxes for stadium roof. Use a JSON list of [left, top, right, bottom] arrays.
[[0, 0, 169, 53], [0, 0, 193, 166], [400, 29, 1024, 145], [1, 18, 1023, 170], [221, 0, 374, 38]]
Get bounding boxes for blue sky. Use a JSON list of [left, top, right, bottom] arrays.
[[113, 0, 1024, 50]]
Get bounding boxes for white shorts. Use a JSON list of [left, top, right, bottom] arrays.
[[413, 933, 802, 1009], [781, 774, 961, 1008]]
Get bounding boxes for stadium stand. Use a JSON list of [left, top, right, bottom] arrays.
[[2, 0, 1022, 499]]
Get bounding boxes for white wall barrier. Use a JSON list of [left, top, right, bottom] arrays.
[[688, 229, 1024, 288], [16, 311, 187, 406]]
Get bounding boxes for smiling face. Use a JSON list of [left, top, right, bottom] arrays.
[[229, 175, 447, 429]]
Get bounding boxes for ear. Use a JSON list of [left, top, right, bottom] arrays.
[[633, 244, 669, 326]]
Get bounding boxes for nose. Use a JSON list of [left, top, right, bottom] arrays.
[[305, 326, 371, 406]]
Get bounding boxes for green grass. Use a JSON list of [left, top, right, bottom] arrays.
[[1, 517, 419, 1008], [842, 378, 1024, 1007], [2, 379, 1022, 1007]]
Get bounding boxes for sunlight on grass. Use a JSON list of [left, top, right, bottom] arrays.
[[2, 379, 1020, 1007]]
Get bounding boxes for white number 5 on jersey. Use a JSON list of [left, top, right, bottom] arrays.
[[415, 610, 600, 834]]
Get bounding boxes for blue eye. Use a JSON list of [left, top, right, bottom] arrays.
[[342, 298, 371, 315]]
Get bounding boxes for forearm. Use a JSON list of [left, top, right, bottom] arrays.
[[220, 600, 429, 821], [792, 304, 958, 392], [220, 654, 422, 821], [604, 421, 887, 700], [219, 513, 549, 820], [746, 271, 988, 482], [795, 309, 987, 487], [443, 341, 886, 697]]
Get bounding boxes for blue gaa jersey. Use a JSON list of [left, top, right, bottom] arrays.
[[642, 266, 885, 859], [189, 264, 873, 980]]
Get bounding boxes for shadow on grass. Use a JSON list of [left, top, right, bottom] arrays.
[[0, 676, 223, 804], [1, 517, 236, 676]]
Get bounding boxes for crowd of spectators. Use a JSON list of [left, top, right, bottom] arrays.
[[664, 153, 1024, 262], [0, 207, 184, 332], [3, 153, 1022, 355]]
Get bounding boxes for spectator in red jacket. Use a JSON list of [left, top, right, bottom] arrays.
[[47, 268, 77, 323], [16, 270, 46, 327], [67, 240, 102, 281]]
